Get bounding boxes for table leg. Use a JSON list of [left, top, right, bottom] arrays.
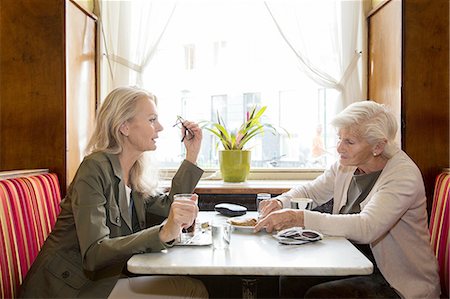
[[242, 278, 258, 299]]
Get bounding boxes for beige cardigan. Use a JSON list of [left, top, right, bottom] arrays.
[[278, 150, 440, 298]]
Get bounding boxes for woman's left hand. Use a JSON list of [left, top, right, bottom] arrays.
[[254, 209, 304, 233], [181, 120, 202, 164]]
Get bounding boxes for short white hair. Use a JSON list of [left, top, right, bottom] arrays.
[[331, 100, 399, 158]]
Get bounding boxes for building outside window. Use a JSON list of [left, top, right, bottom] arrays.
[[184, 44, 195, 70]]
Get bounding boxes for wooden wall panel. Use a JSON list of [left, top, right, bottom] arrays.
[[402, 0, 449, 206], [368, 0, 449, 211], [368, 0, 402, 144], [0, 0, 67, 189], [0, 0, 98, 194]]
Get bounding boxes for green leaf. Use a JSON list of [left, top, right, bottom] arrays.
[[202, 105, 289, 151]]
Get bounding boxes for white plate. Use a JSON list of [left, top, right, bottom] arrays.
[[227, 218, 257, 231], [231, 224, 255, 231]]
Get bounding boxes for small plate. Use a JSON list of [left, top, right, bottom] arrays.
[[231, 224, 255, 231], [227, 218, 257, 231]]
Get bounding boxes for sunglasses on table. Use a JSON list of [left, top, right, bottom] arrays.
[[173, 116, 195, 142], [274, 227, 323, 245]]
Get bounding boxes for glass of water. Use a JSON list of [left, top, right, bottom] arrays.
[[211, 219, 232, 250], [174, 193, 196, 233], [256, 193, 271, 216]]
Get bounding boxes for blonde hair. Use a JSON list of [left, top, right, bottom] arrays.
[[331, 100, 399, 158], [86, 86, 159, 196]]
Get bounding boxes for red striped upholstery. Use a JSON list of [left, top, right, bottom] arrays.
[[430, 170, 449, 297], [0, 173, 61, 299]]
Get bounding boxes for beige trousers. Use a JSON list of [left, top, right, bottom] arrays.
[[108, 276, 208, 299]]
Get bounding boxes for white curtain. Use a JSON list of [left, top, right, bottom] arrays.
[[96, 0, 365, 110], [97, 0, 177, 96], [264, 0, 364, 111]]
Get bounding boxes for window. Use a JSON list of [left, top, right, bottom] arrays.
[[213, 41, 227, 67], [184, 44, 195, 70], [100, 0, 364, 177]]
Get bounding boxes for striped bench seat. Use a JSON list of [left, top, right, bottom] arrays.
[[0, 172, 61, 299], [429, 169, 449, 298]]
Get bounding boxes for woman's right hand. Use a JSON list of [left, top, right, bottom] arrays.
[[255, 209, 304, 233], [181, 120, 203, 165], [258, 198, 283, 218], [159, 194, 199, 243]]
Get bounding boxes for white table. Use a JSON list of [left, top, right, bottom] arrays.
[[127, 212, 373, 277]]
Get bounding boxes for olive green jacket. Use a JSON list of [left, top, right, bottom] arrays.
[[20, 152, 203, 298]]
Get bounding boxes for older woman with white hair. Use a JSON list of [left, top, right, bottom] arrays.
[[20, 86, 208, 298], [256, 100, 440, 298]]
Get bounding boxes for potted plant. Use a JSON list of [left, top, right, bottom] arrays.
[[204, 106, 282, 182]]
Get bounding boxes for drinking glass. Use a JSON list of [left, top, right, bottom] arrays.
[[256, 193, 271, 215], [174, 193, 196, 233], [211, 219, 231, 250], [290, 197, 313, 210]]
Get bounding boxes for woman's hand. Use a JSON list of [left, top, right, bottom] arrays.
[[254, 209, 304, 233], [159, 194, 199, 243], [258, 198, 283, 218], [181, 120, 202, 164]]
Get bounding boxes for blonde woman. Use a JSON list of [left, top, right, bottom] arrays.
[[20, 86, 208, 298]]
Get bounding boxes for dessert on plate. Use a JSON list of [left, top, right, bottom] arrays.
[[229, 217, 257, 227]]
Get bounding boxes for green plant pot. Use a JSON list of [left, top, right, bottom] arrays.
[[219, 150, 251, 182]]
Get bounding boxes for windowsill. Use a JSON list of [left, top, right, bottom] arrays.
[[159, 167, 323, 194], [160, 167, 324, 181], [160, 179, 311, 194]]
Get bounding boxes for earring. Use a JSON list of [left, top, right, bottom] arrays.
[[373, 152, 377, 156]]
